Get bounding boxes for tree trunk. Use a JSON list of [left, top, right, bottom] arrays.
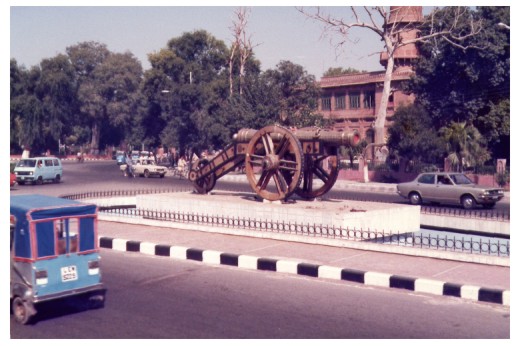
[[239, 64, 245, 96], [229, 44, 237, 96], [90, 121, 100, 155], [374, 47, 395, 145]]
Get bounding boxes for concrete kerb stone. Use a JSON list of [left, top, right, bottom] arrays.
[[97, 235, 510, 307]]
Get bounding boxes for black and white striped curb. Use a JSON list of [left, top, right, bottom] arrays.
[[98, 236, 510, 306]]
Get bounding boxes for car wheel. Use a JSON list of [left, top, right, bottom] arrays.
[[54, 174, 61, 183], [35, 176, 43, 185], [461, 195, 476, 210], [12, 297, 33, 325], [409, 192, 422, 206], [160, 174, 165, 178], [144, 170, 150, 178]]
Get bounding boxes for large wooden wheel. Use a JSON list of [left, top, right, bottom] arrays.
[[296, 154, 339, 199], [189, 158, 216, 194], [245, 125, 303, 201]]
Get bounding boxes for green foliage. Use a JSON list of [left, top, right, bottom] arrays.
[[496, 169, 509, 187], [261, 60, 323, 128], [408, 6, 510, 161], [143, 30, 231, 152], [440, 121, 490, 171], [322, 67, 366, 77], [387, 104, 444, 164]]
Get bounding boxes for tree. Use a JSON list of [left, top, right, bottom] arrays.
[[67, 41, 110, 153], [10, 56, 77, 156], [322, 66, 365, 77], [10, 60, 44, 156], [408, 6, 509, 160], [67, 42, 144, 153], [37, 54, 78, 150], [440, 121, 490, 171], [144, 30, 230, 153], [299, 6, 482, 144], [93, 52, 145, 149], [228, 7, 260, 96], [387, 104, 444, 167], [260, 60, 323, 128]]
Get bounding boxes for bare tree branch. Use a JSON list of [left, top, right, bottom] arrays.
[[297, 6, 483, 144]]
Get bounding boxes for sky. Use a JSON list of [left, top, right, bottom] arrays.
[[8, 2, 421, 78]]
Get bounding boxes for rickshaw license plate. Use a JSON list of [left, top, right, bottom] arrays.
[[61, 265, 78, 282]]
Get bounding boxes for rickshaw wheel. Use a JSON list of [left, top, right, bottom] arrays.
[[12, 297, 33, 325], [88, 294, 105, 309]]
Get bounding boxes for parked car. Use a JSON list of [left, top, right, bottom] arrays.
[[396, 172, 504, 209], [14, 157, 63, 185], [10, 172, 17, 187], [120, 157, 166, 178]]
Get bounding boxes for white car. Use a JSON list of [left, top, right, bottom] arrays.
[[121, 157, 166, 178]]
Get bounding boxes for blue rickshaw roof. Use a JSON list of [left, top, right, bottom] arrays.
[[10, 194, 97, 221]]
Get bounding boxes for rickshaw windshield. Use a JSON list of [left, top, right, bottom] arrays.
[[16, 159, 36, 168]]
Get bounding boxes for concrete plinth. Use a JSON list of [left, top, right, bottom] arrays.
[[136, 191, 420, 234]]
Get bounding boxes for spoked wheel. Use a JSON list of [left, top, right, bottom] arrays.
[[245, 125, 303, 201], [296, 154, 339, 199], [189, 158, 216, 194]]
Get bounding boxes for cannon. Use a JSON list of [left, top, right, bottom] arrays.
[[188, 124, 360, 201]]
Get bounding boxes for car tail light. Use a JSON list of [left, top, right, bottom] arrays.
[[35, 269, 48, 285], [88, 260, 100, 275]]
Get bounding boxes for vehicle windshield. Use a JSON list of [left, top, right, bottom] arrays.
[[449, 174, 474, 185], [16, 159, 36, 168]]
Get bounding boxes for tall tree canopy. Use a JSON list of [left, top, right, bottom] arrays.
[[144, 30, 230, 153], [10, 56, 77, 155], [407, 6, 510, 160], [387, 104, 444, 165], [66, 42, 144, 153]]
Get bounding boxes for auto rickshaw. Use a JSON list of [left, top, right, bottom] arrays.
[[10, 194, 106, 324]]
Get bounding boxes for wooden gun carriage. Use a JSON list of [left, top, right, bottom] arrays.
[[188, 125, 360, 201]]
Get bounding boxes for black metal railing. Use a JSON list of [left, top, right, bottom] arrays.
[[96, 206, 509, 257], [61, 189, 510, 257]]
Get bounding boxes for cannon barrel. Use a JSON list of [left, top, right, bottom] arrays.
[[192, 125, 360, 201], [234, 127, 360, 147]]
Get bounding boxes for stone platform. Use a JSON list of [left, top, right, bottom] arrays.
[[136, 190, 420, 234]]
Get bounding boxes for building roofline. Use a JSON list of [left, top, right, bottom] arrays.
[[319, 69, 413, 88]]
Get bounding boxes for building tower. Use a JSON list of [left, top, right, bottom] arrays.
[[380, 6, 423, 70], [318, 6, 423, 142]]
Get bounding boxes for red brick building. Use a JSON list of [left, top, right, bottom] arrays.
[[318, 6, 423, 142]]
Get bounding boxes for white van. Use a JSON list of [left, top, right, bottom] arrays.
[[14, 157, 63, 185]]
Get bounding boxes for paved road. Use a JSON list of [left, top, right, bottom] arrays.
[[11, 159, 510, 338], [10, 160, 510, 213], [10, 249, 510, 339]]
